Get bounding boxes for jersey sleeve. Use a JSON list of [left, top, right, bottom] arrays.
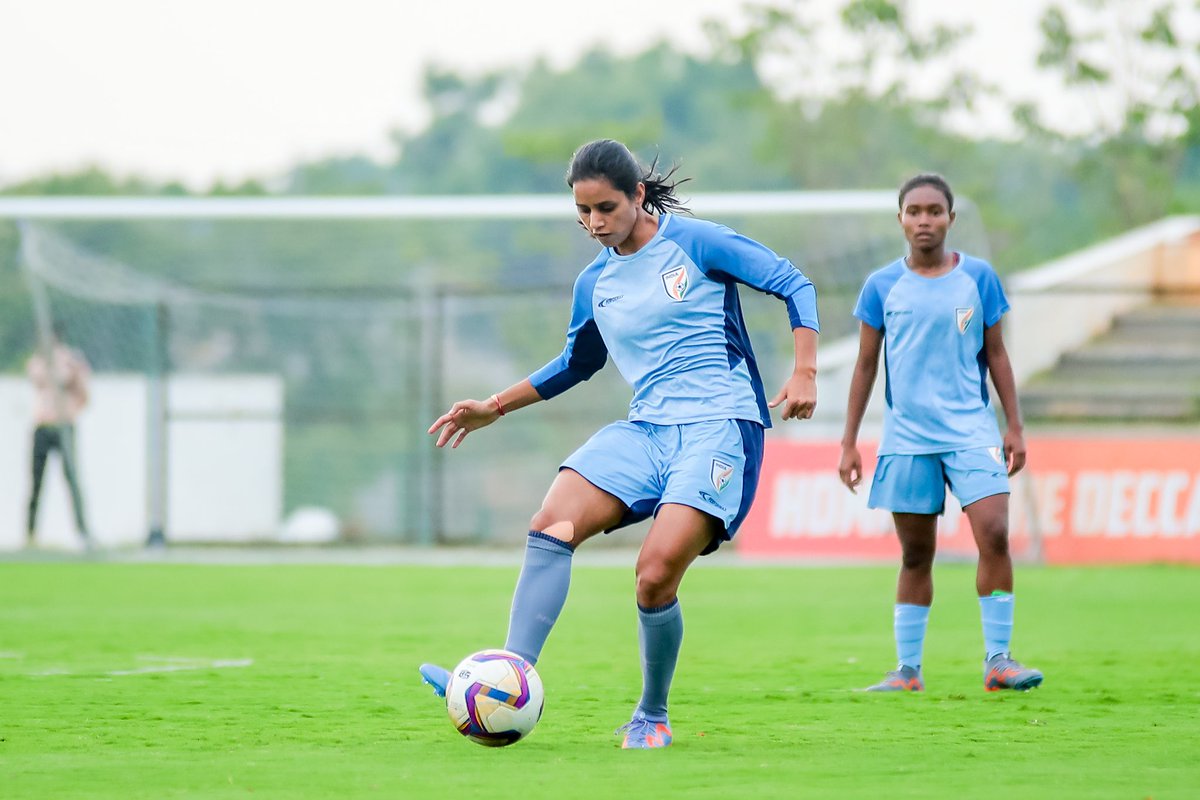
[[974, 262, 1010, 327], [528, 260, 609, 400], [853, 275, 885, 330], [676, 220, 819, 332]]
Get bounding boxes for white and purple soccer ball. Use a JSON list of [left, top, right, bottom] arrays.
[[445, 649, 544, 747]]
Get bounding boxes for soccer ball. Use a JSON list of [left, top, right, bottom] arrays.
[[445, 649, 544, 747]]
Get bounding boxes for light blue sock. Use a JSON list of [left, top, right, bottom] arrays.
[[635, 599, 682, 723], [894, 603, 930, 670], [503, 531, 573, 665], [979, 592, 1015, 660]]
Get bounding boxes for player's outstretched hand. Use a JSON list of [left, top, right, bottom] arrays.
[[428, 399, 500, 449], [768, 371, 816, 421], [838, 445, 863, 493]]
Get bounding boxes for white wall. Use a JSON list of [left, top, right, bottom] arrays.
[[1005, 216, 1200, 384], [0, 373, 282, 551]]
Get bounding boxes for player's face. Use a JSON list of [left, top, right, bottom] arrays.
[[573, 177, 644, 252], [899, 184, 955, 253]]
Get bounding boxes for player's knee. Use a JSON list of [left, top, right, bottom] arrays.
[[529, 510, 575, 545], [977, 526, 1010, 559], [899, 544, 935, 572], [635, 561, 679, 608]]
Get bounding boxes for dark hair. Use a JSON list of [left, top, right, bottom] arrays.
[[898, 173, 954, 211], [566, 139, 690, 214]]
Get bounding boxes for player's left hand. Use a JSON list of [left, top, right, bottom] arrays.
[[1004, 428, 1027, 476], [428, 398, 500, 449], [768, 371, 816, 421], [838, 444, 863, 493]]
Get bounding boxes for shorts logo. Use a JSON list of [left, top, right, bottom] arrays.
[[698, 490, 727, 510], [598, 295, 624, 308], [987, 446, 1004, 464], [710, 458, 735, 493], [956, 307, 975, 334], [661, 266, 689, 301]]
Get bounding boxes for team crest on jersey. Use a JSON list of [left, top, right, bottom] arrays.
[[987, 446, 1004, 465], [955, 307, 975, 334], [710, 459, 735, 493], [661, 266, 689, 301]]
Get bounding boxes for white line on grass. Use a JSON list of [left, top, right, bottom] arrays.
[[106, 658, 253, 676], [27, 657, 253, 677]]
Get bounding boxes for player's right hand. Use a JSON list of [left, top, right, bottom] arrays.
[[838, 445, 862, 493], [428, 399, 499, 449]]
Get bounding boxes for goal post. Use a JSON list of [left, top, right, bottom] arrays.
[[0, 193, 999, 556]]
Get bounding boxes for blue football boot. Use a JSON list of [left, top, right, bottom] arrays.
[[864, 664, 924, 692], [419, 663, 450, 698], [615, 712, 673, 749], [984, 653, 1043, 691]]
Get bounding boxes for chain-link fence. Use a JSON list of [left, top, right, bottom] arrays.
[[7, 196, 990, 546]]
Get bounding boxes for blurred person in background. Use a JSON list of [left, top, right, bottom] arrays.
[[421, 138, 820, 748], [26, 323, 91, 546], [838, 174, 1041, 693]]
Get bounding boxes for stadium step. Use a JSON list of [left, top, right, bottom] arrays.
[[1021, 301, 1200, 423], [1055, 347, 1200, 379], [1110, 305, 1200, 333], [1020, 385, 1200, 422]]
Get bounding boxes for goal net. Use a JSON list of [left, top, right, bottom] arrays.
[[4, 194, 1012, 558]]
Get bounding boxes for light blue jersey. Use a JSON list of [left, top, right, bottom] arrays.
[[854, 254, 1008, 455], [530, 214, 819, 427]]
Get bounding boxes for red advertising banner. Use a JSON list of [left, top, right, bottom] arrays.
[[737, 437, 1200, 564]]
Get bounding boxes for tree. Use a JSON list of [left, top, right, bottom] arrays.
[[379, 45, 789, 195], [1017, 1, 1200, 224]]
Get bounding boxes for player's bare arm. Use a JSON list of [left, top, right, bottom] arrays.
[[428, 378, 544, 449], [983, 321, 1026, 476], [768, 326, 819, 421], [838, 322, 883, 493]]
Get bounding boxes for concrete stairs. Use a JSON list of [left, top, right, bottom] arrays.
[[1019, 304, 1200, 423]]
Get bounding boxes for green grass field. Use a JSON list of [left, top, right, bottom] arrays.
[[1, 560, 1196, 799]]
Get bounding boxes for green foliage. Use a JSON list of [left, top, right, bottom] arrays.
[[1024, 1, 1200, 227], [384, 46, 787, 194], [1036, 6, 1111, 84], [4, 1, 1196, 275], [3, 166, 172, 196]]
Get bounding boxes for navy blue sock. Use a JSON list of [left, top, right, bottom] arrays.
[[503, 531, 573, 664], [635, 599, 682, 723]]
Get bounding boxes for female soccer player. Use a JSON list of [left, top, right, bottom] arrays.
[[838, 174, 1042, 693], [421, 138, 820, 748]]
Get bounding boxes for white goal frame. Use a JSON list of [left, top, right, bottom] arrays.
[[5, 192, 955, 551]]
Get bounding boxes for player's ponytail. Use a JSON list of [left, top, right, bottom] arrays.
[[566, 139, 691, 215], [640, 155, 690, 215]]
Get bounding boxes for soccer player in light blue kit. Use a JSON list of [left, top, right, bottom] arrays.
[[422, 139, 820, 747], [838, 174, 1043, 693]]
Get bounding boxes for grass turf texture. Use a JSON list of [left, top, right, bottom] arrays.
[[0, 562, 1196, 799]]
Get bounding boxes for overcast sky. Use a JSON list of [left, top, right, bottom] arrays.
[[1, 0, 1060, 189]]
